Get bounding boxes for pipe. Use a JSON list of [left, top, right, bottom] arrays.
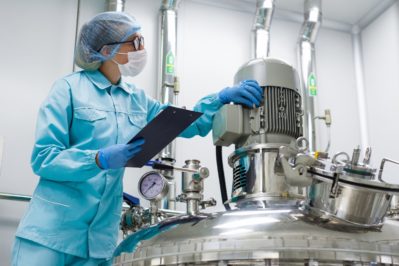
[[352, 26, 370, 151], [158, 0, 180, 160], [72, 0, 81, 72], [159, 208, 185, 216], [216, 146, 231, 210], [157, 0, 181, 210], [0, 192, 31, 202], [252, 0, 275, 59], [297, 0, 322, 152], [107, 0, 126, 12]]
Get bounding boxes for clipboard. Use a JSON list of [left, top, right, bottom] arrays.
[[126, 106, 203, 167]]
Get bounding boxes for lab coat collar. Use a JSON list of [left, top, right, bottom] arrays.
[[85, 70, 133, 94]]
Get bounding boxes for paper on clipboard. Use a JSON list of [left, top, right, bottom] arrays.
[[126, 106, 203, 167]]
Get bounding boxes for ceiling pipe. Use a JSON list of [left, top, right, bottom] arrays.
[[107, 0, 126, 12], [297, 0, 322, 153], [252, 0, 275, 58]]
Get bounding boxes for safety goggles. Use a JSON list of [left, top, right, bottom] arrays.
[[98, 36, 145, 52]]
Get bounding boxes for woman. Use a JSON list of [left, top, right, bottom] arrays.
[[12, 11, 262, 265]]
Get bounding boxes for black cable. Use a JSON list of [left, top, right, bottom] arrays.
[[216, 146, 231, 210]]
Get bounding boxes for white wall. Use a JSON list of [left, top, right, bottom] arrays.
[[316, 27, 361, 154], [361, 2, 399, 183], [0, 0, 77, 262], [0, 0, 361, 263], [0, 0, 107, 262]]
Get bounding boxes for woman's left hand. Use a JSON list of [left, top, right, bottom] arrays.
[[217, 80, 263, 108]]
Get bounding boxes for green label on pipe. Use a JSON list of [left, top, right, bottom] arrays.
[[165, 51, 175, 75], [308, 73, 317, 96]]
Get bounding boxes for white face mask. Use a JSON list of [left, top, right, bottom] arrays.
[[113, 49, 147, 77]]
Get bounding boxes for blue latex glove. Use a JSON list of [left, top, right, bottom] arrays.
[[97, 138, 145, 169], [218, 79, 263, 108]]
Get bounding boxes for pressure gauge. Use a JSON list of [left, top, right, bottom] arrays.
[[138, 171, 169, 201]]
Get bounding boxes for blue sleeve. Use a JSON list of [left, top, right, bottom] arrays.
[[30, 79, 101, 182], [179, 94, 223, 138], [145, 93, 223, 138], [146, 94, 168, 123]]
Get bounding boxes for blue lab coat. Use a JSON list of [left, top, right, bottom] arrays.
[[15, 70, 223, 259]]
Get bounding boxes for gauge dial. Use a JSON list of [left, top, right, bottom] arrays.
[[138, 171, 168, 200]]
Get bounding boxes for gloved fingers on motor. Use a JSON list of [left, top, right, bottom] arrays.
[[234, 97, 255, 108], [242, 80, 263, 94], [242, 79, 261, 89], [243, 84, 263, 103], [239, 89, 260, 107], [241, 79, 259, 86]]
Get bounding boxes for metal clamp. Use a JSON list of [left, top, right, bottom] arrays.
[[378, 158, 399, 183], [278, 145, 314, 187], [329, 173, 341, 198]]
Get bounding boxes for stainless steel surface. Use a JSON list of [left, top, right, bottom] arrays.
[[158, 208, 185, 216], [228, 145, 303, 205], [297, 0, 322, 152], [150, 201, 160, 224], [252, 0, 274, 59], [162, 179, 176, 210], [308, 164, 399, 227], [113, 208, 399, 265], [308, 177, 392, 227], [177, 160, 214, 215], [159, 159, 176, 210], [181, 160, 202, 192], [388, 195, 399, 219], [0, 136, 3, 176], [0, 192, 31, 202], [107, 0, 125, 12]]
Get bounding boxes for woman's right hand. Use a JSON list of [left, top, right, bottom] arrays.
[[96, 138, 145, 169]]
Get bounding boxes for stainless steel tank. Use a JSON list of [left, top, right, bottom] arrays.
[[113, 208, 399, 265], [113, 58, 399, 265]]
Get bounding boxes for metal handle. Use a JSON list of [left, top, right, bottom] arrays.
[[378, 158, 399, 183], [332, 152, 350, 166]]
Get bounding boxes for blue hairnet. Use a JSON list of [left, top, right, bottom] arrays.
[[74, 11, 141, 70]]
